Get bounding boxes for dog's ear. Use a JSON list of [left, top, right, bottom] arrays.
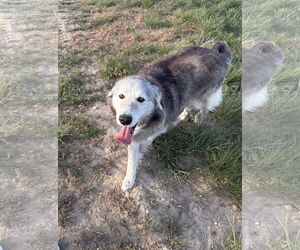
[[152, 85, 163, 111]]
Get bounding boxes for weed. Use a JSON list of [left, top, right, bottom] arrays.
[[58, 72, 85, 105], [144, 14, 173, 29], [90, 14, 121, 27], [59, 114, 105, 142]]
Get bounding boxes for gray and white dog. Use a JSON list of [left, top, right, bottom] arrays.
[[243, 41, 284, 112], [108, 42, 232, 191]]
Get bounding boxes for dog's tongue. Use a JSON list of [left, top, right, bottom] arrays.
[[115, 126, 133, 145]]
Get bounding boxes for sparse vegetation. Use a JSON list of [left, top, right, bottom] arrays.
[[144, 14, 173, 29], [58, 72, 86, 105], [100, 56, 131, 79], [90, 14, 121, 27], [59, 113, 105, 142]]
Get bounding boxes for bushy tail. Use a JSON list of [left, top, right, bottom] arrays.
[[212, 41, 232, 62], [251, 41, 284, 63]]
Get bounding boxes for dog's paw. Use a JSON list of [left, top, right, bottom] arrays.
[[121, 177, 135, 191]]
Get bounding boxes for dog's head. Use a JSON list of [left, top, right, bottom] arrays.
[[108, 77, 162, 144]]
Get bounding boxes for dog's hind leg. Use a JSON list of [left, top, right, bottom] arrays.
[[122, 142, 142, 191]]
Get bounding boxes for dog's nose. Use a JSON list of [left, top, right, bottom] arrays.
[[119, 114, 132, 125]]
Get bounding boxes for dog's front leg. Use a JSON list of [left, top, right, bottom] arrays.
[[122, 142, 141, 191]]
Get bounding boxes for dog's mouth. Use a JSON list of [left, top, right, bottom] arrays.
[[114, 124, 137, 145]]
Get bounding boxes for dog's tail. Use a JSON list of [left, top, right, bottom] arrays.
[[212, 41, 232, 62]]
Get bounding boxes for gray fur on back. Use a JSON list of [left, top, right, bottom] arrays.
[[130, 42, 232, 142]]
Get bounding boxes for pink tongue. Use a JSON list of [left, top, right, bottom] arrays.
[[115, 126, 133, 145]]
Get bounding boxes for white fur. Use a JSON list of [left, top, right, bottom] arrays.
[[188, 87, 223, 111], [110, 78, 158, 127], [207, 87, 223, 111], [122, 143, 140, 190], [243, 87, 268, 112]]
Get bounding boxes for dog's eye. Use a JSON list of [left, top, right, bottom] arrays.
[[137, 97, 145, 103], [119, 94, 125, 99]]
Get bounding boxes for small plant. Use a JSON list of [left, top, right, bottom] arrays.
[[59, 114, 105, 142], [100, 56, 130, 78], [90, 14, 120, 27], [58, 72, 85, 105], [144, 14, 173, 29], [93, 0, 118, 9], [59, 50, 82, 67]]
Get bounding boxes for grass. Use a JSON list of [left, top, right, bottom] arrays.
[[58, 72, 101, 105], [220, 212, 242, 250], [147, 215, 191, 249], [93, 0, 159, 9], [153, 122, 241, 203], [59, 113, 105, 142], [143, 14, 173, 29], [90, 14, 121, 27], [100, 56, 132, 79], [243, 0, 300, 206], [58, 72, 86, 105], [59, 49, 92, 67], [58, 193, 75, 227]]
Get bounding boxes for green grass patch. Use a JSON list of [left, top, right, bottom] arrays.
[[127, 42, 174, 56], [100, 51, 151, 78], [59, 114, 105, 142], [100, 56, 131, 79], [152, 123, 241, 204], [90, 14, 121, 27], [211, 85, 241, 127], [59, 50, 84, 67], [58, 72, 85, 105], [144, 14, 173, 29], [58, 72, 100, 106], [92, 0, 158, 9], [92, 0, 118, 8], [220, 214, 242, 250], [120, 0, 159, 9]]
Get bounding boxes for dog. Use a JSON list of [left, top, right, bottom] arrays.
[[243, 41, 284, 112], [108, 42, 232, 191]]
